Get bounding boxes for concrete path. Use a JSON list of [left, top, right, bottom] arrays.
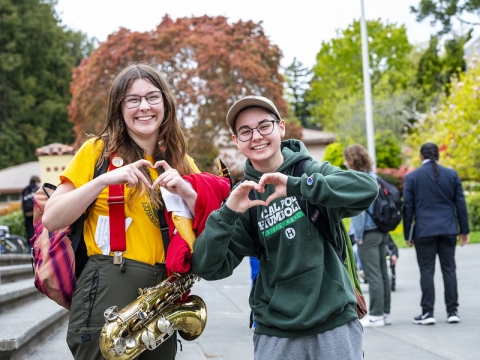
[[29, 244, 479, 359]]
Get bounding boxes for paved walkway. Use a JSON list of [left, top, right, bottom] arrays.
[[31, 244, 479, 359]]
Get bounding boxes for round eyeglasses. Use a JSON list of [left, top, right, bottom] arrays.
[[122, 91, 163, 109], [234, 120, 279, 142]]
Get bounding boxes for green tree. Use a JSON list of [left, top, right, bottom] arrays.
[[0, 0, 93, 169], [416, 36, 444, 108], [405, 56, 480, 180], [284, 57, 312, 127], [412, 31, 470, 114], [375, 130, 402, 169], [307, 19, 413, 136], [411, 0, 480, 34], [441, 31, 471, 86]]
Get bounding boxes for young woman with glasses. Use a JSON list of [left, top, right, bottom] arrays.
[[43, 63, 202, 360]]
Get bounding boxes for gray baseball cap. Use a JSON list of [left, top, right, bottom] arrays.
[[226, 96, 282, 132]]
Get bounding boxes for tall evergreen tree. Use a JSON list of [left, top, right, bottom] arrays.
[[415, 32, 471, 111], [284, 58, 312, 127], [0, 0, 93, 169], [416, 36, 444, 108]]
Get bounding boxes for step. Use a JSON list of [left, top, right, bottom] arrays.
[[0, 255, 31, 266], [0, 278, 41, 312], [0, 264, 34, 283], [0, 296, 68, 360], [27, 323, 73, 360]]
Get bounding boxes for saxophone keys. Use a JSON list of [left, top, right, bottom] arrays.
[[156, 317, 171, 333], [137, 310, 147, 320], [141, 330, 156, 350], [125, 336, 136, 349], [113, 337, 127, 356], [104, 306, 119, 322]]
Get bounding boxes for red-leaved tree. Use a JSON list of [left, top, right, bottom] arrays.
[[68, 15, 288, 170]]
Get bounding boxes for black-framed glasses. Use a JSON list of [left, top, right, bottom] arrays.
[[122, 91, 163, 109], [234, 120, 279, 142]]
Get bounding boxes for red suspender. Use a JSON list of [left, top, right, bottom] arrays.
[[107, 156, 126, 263]]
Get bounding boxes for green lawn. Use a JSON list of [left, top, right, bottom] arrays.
[[342, 218, 479, 248], [389, 231, 480, 248]]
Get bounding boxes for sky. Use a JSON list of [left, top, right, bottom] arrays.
[[55, 0, 444, 70]]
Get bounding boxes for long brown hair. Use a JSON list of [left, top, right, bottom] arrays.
[[343, 144, 373, 172], [95, 63, 194, 208]]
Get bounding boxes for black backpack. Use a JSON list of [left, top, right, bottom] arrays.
[[366, 176, 402, 232], [22, 185, 38, 214]]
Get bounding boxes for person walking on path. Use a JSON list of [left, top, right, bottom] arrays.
[[22, 175, 41, 240], [343, 144, 392, 328], [403, 142, 469, 325], [192, 96, 378, 360]]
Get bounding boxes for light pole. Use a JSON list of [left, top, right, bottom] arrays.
[[360, 0, 376, 171]]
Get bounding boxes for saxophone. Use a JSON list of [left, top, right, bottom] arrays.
[[99, 271, 207, 360]]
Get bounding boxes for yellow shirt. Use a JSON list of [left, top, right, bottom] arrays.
[[61, 138, 199, 265]]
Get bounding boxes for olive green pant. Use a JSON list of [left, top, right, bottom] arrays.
[[357, 231, 391, 317], [67, 255, 177, 360]]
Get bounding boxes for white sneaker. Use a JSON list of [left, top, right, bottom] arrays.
[[357, 270, 367, 283], [447, 311, 460, 324], [413, 312, 436, 325], [383, 313, 392, 325], [360, 315, 385, 328]]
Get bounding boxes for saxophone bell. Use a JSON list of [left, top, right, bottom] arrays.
[[100, 272, 207, 360]]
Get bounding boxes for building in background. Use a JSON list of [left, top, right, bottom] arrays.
[[35, 143, 76, 185], [0, 143, 75, 215]]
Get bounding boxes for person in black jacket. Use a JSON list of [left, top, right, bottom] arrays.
[[21, 175, 40, 240], [403, 142, 469, 325]]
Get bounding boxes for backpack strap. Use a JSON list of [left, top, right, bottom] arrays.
[[69, 159, 110, 277], [293, 159, 346, 262], [246, 186, 263, 260], [158, 208, 170, 256]]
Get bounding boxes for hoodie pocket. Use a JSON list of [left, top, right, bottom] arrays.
[[266, 265, 348, 330]]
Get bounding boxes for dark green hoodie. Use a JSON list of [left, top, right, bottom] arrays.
[[192, 139, 378, 338]]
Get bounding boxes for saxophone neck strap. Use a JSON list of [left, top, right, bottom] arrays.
[[158, 208, 170, 255]]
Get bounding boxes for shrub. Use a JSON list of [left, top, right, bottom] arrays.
[[323, 142, 346, 169], [463, 181, 480, 193], [375, 130, 402, 169], [466, 192, 480, 231], [0, 210, 26, 238]]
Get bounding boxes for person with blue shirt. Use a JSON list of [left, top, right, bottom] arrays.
[[344, 144, 391, 328]]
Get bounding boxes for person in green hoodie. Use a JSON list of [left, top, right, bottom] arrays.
[[191, 96, 378, 360]]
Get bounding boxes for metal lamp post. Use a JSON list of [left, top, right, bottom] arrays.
[[360, 0, 376, 171]]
